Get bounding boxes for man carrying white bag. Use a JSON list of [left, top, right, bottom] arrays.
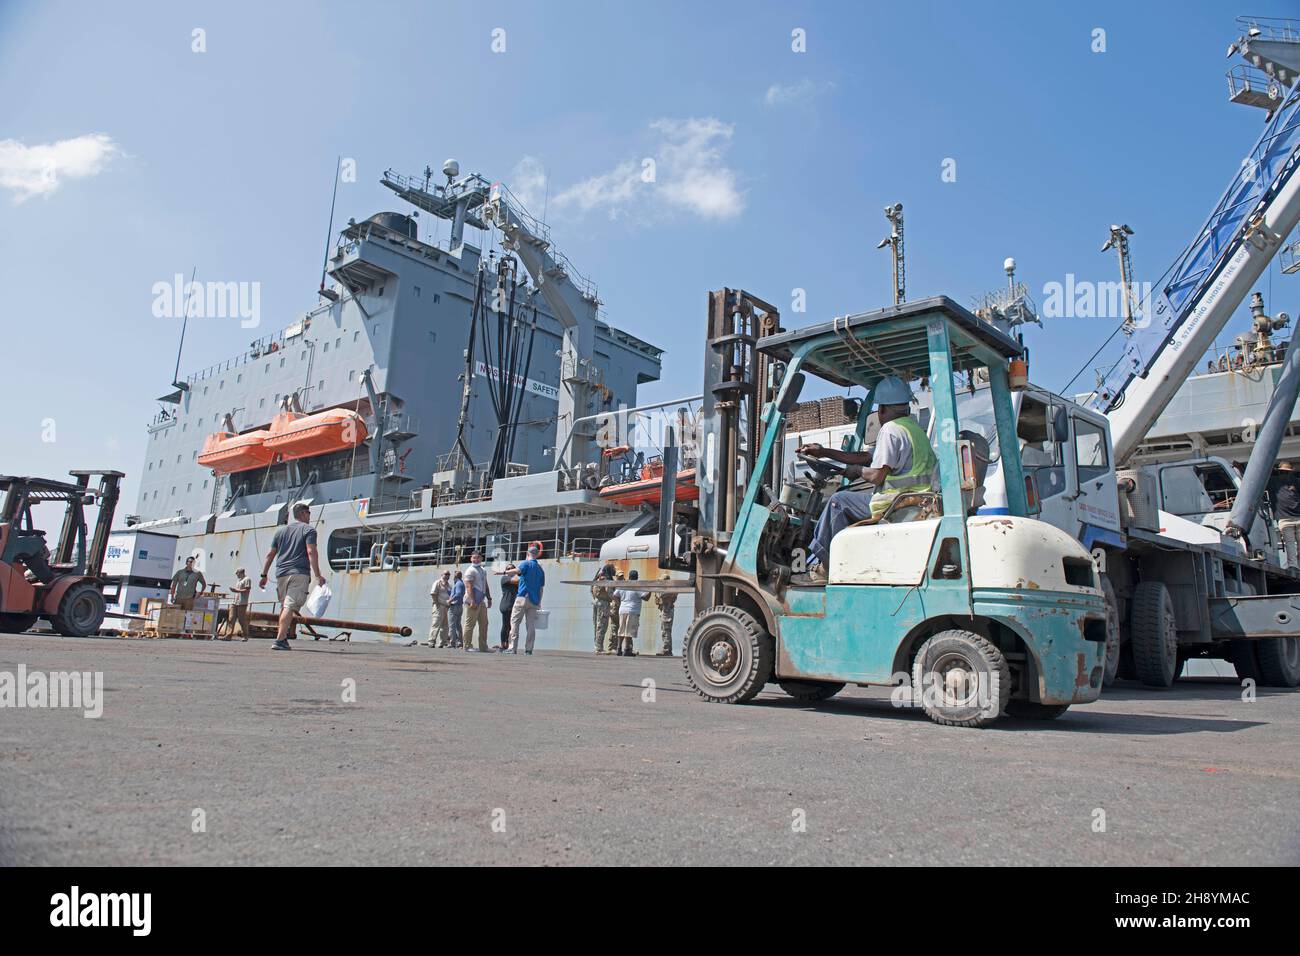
[[259, 501, 328, 651]]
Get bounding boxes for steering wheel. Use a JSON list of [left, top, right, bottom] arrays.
[[797, 451, 851, 480]]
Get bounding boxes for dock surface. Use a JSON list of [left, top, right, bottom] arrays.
[[2, 634, 1297, 866]]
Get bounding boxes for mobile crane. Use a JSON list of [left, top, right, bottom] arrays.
[[967, 17, 1300, 688]]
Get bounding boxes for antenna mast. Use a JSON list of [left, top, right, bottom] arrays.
[[877, 203, 905, 305], [1100, 223, 1138, 334]]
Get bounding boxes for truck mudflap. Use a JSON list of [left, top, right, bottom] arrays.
[[1208, 593, 1300, 639], [972, 589, 1107, 705]]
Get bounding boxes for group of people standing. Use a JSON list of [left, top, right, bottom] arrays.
[[425, 547, 546, 654], [590, 562, 677, 657]]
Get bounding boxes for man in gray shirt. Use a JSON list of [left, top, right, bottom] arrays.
[[169, 556, 206, 610], [259, 501, 326, 651]]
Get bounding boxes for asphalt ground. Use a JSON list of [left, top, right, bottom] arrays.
[[1, 633, 1297, 866]]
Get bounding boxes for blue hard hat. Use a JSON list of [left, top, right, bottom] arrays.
[[873, 375, 914, 407]]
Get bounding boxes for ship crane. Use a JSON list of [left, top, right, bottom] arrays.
[[1085, 17, 1300, 465], [381, 161, 603, 470]]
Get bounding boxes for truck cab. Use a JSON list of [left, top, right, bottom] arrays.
[[964, 382, 1300, 688], [679, 294, 1108, 726]]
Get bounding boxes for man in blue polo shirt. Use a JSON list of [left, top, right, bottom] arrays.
[[507, 545, 546, 655]]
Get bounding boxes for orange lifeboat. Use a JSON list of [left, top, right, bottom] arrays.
[[197, 428, 275, 474], [598, 468, 699, 507], [263, 408, 367, 461]]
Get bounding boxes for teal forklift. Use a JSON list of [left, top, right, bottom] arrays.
[[654, 291, 1108, 726]]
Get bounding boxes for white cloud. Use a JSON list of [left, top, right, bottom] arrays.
[[541, 117, 744, 223], [763, 78, 836, 108], [508, 156, 549, 212], [0, 133, 121, 203]]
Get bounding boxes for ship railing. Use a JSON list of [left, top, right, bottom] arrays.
[[1198, 333, 1293, 374], [336, 534, 607, 574], [1236, 15, 1300, 43]]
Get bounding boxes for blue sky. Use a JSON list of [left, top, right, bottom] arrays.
[[1, 0, 1295, 510]]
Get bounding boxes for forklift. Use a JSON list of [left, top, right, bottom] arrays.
[[650, 292, 1107, 726], [0, 470, 123, 636]]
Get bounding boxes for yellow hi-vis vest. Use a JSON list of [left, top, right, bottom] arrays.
[[870, 416, 938, 517]]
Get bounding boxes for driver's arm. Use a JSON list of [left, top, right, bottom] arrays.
[[859, 464, 893, 486], [797, 443, 874, 467]]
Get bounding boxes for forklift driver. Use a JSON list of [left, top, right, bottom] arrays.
[[794, 375, 937, 584]]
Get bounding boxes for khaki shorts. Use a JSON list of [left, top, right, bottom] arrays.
[[276, 574, 311, 611]]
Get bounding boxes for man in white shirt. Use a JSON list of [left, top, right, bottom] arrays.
[[461, 552, 493, 652], [613, 569, 644, 657], [796, 376, 937, 584], [225, 567, 251, 641]]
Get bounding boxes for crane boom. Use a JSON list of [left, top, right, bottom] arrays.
[[1089, 64, 1300, 464], [483, 182, 603, 469]]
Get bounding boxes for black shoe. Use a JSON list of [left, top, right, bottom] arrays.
[[271, 640, 290, 651]]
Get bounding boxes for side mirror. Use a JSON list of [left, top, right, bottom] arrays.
[[1050, 406, 1070, 444], [842, 397, 863, 422], [777, 372, 806, 413]]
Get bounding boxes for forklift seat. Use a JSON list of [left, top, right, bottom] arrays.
[[848, 492, 941, 528]]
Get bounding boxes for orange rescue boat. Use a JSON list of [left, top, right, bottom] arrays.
[[197, 428, 275, 474], [598, 467, 698, 507], [263, 408, 367, 461]]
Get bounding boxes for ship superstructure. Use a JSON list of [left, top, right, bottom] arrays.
[[135, 161, 662, 530]]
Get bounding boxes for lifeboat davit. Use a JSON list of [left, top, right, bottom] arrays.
[[598, 468, 699, 507], [263, 408, 367, 461], [197, 429, 275, 475]]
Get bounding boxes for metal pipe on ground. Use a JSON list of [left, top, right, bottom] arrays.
[[248, 611, 412, 637]]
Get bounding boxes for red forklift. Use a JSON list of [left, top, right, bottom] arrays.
[[0, 470, 123, 636]]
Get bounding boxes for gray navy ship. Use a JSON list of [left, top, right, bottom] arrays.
[[127, 160, 696, 647]]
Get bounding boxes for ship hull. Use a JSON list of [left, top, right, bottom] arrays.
[[170, 507, 693, 653]]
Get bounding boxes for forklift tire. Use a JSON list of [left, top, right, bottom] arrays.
[[1256, 637, 1300, 688], [50, 582, 106, 638], [1100, 574, 1121, 688], [1129, 581, 1179, 688], [778, 679, 845, 702], [0, 613, 38, 634], [1005, 700, 1070, 720], [682, 606, 774, 704], [911, 629, 1011, 728]]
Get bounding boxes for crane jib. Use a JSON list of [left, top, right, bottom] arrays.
[[1088, 86, 1300, 417]]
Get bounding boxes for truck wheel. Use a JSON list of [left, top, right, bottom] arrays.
[[0, 613, 38, 634], [1006, 700, 1070, 720], [778, 679, 845, 702], [50, 582, 106, 637], [1130, 581, 1178, 688], [911, 629, 1011, 727], [1100, 574, 1121, 687], [1257, 637, 1300, 688], [682, 606, 774, 704]]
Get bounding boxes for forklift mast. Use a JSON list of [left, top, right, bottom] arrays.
[[75, 470, 123, 578], [696, 289, 783, 547]]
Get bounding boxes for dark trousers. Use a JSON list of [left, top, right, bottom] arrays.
[[500, 600, 515, 647]]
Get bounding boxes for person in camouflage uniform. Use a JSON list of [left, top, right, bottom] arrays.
[[607, 571, 625, 651], [591, 563, 616, 654], [653, 573, 677, 656]]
